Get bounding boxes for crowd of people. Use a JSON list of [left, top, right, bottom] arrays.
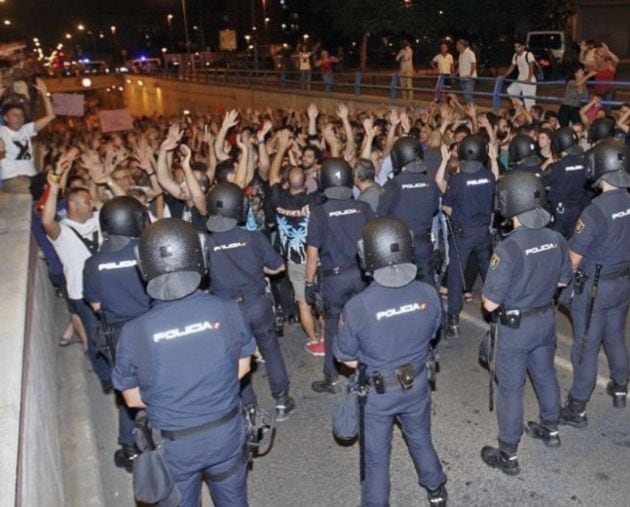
[[0, 48, 629, 505]]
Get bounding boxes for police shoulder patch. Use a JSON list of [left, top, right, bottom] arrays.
[[490, 254, 500, 270], [575, 219, 586, 234]]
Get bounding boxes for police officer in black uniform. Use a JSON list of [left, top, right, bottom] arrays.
[[306, 158, 375, 394], [205, 182, 295, 421], [481, 171, 572, 475], [559, 140, 630, 426], [113, 219, 255, 507], [378, 137, 440, 284], [509, 134, 543, 177], [83, 196, 151, 471], [436, 135, 497, 337], [334, 217, 447, 506], [544, 127, 588, 238]]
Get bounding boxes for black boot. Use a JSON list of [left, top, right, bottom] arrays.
[[311, 375, 340, 394], [446, 314, 459, 338], [524, 420, 561, 448], [274, 391, 296, 422], [559, 396, 588, 428], [481, 441, 520, 476], [606, 381, 627, 408], [426, 482, 448, 506], [114, 444, 138, 473]]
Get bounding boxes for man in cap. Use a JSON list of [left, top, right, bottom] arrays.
[[113, 218, 255, 506], [83, 196, 151, 471], [306, 158, 375, 394], [480, 171, 572, 475], [560, 139, 630, 426], [334, 217, 447, 506]]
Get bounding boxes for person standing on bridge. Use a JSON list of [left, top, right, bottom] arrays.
[[481, 171, 572, 475], [314, 50, 340, 93], [502, 38, 538, 112], [396, 40, 414, 101]]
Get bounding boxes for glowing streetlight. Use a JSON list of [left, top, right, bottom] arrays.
[[110, 25, 116, 36], [65, 33, 72, 39], [77, 24, 85, 31], [3, 19, 11, 26], [81, 78, 92, 88]]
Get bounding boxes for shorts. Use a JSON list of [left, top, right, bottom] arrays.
[[287, 261, 306, 302]]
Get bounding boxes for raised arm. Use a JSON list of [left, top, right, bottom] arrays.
[[435, 144, 450, 194], [269, 129, 291, 186], [33, 78, 56, 133], [214, 110, 239, 162], [180, 144, 207, 215]]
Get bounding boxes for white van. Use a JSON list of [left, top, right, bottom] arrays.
[[526, 31, 566, 63]]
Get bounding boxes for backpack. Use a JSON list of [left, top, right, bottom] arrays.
[[527, 51, 545, 81]]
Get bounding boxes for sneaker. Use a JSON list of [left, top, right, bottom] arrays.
[[524, 421, 561, 448], [114, 444, 138, 473], [305, 340, 325, 357], [559, 397, 588, 428], [606, 381, 627, 408], [481, 445, 520, 476], [274, 396, 296, 422], [311, 376, 340, 394], [427, 483, 448, 506]]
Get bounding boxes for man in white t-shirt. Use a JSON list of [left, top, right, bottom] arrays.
[[42, 171, 111, 387], [503, 39, 537, 111], [456, 39, 477, 104], [432, 42, 454, 100], [396, 41, 414, 100], [0, 77, 55, 193]]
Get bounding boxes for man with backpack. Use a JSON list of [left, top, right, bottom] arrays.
[[502, 38, 539, 111]]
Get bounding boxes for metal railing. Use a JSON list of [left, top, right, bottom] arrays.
[[141, 67, 629, 111]]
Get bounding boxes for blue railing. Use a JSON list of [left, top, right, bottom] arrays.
[[152, 67, 630, 111]]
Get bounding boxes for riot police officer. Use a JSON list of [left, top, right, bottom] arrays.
[[481, 171, 572, 475], [83, 196, 151, 472], [113, 219, 254, 507], [378, 137, 440, 284], [588, 117, 615, 146], [509, 134, 543, 177], [436, 135, 497, 337], [334, 217, 447, 506], [560, 140, 630, 426], [205, 182, 295, 421], [544, 127, 588, 238], [306, 158, 375, 394]]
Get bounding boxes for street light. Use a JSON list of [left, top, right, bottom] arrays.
[[65, 33, 72, 39], [77, 24, 85, 31], [3, 19, 11, 26]]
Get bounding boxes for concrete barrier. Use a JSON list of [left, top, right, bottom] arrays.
[[0, 193, 103, 507]]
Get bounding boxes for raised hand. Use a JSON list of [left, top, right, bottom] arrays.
[[307, 103, 319, 121], [222, 109, 239, 130]]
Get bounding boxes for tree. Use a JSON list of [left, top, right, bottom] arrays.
[[310, 0, 445, 71]]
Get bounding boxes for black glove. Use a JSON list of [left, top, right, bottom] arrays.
[[305, 281, 317, 306]]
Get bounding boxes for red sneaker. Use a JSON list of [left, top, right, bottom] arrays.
[[305, 340, 325, 357]]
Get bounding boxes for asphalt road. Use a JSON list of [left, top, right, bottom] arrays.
[[88, 288, 630, 507]]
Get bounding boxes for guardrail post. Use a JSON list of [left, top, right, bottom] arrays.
[[354, 71, 362, 96], [492, 77, 504, 112], [281, 70, 287, 88], [390, 73, 399, 99]]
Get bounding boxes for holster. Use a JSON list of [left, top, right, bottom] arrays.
[[500, 309, 521, 329], [396, 364, 416, 391]]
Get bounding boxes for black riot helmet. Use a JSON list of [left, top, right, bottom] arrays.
[[99, 196, 148, 238], [136, 218, 206, 300], [496, 171, 551, 229], [206, 182, 244, 232], [585, 139, 630, 188], [390, 137, 424, 175], [358, 217, 416, 288], [551, 127, 582, 156], [508, 135, 542, 166], [458, 134, 487, 173], [588, 117, 615, 144], [319, 157, 353, 199]]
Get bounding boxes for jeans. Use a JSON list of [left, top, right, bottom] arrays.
[[460, 78, 476, 104]]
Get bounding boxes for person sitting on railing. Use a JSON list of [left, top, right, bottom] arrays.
[[592, 43, 619, 108], [502, 37, 537, 112]]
